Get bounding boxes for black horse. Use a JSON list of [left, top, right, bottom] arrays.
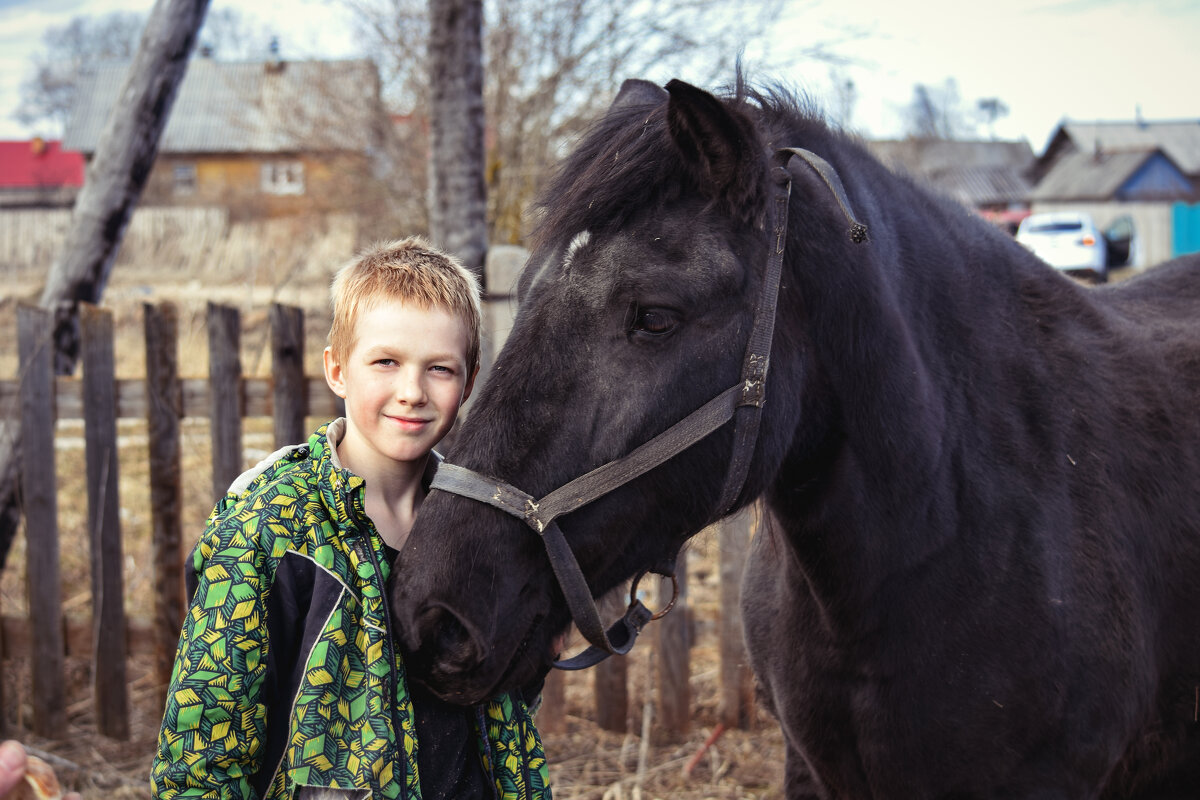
[[391, 77, 1200, 798]]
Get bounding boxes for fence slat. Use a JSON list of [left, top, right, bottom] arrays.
[[16, 304, 65, 737], [719, 504, 756, 729], [208, 303, 243, 503], [270, 304, 307, 447], [537, 666, 567, 735], [80, 303, 129, 740], [656, 553, 689, 740], [594, 590, 629, 732], [144, 302, 184, 704]]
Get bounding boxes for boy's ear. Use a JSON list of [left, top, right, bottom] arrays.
[[462, 363, 480, 404], [323, 346, 347, 398]]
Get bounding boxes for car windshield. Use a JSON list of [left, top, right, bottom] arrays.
[[1027, 220, 1083, 233]]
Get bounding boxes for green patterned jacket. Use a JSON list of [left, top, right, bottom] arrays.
[[151, 421, 552, 799]]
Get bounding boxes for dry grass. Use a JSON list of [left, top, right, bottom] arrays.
[[0, 250, 788, 798]]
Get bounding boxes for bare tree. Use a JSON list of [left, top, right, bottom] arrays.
[[0, 0, 211, 568], [339, 0, 788, 244], [13, 12, 145, 135], [903, 78, 968, 140], [13, 7, 266, 137], [427, 0, 488, 277], [977, 97, 1011, 140]]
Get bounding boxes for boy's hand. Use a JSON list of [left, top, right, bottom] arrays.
[[0, 741, 80, 800]]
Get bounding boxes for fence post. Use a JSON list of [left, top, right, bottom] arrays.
[[145, 302, 183, 704], [593, 589, 628, 732], [270, 304, 306, 448], [80, 303, 129, 739], [718, 504, 756, 729], [537, 665, 567, 735], [655, 551, 689, 740], [16, 304, 65, 737], [208, 303, 243, 502]]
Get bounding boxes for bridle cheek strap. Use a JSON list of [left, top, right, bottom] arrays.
[[427, 147, 867, 670]]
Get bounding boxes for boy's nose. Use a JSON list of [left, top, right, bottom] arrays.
[[395, 369, 427, 405]]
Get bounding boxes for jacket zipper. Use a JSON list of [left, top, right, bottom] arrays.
[[353, 534, 411, 799]]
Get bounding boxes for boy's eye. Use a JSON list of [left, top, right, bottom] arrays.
[[431, 365, 454, 374]]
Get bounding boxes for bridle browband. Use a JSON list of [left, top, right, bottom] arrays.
[[429, 147, 867, 670]]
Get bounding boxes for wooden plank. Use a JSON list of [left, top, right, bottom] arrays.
[[593, 589, 628, 733], [537, 666, 567, 735], [80, 304, 129, 740], [16, 304, 66, 738], [655, 552, 689, 740], [144, 302, 184, 705], [718, 504, 757, 729], [270, 304, 307, 447], [207, 303, 243, 503], [0, 376, 344, 421]]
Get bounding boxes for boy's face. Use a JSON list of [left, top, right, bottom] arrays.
[[324, 298, 477, 474]]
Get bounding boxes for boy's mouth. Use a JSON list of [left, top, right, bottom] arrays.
[[388, 414, 431, 430]]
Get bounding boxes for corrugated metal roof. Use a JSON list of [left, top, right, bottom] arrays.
[[868, 138, 1035, 175], [867, 139, 1035, 206], [63, 58, 380, 155], [928, 165, 1031, 206], [1030, 148, 1167, 201], [1060, 120, 1200, 175]]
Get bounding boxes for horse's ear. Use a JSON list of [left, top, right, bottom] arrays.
[[611, 79, 668, 111], [665, 79, 762, 207]]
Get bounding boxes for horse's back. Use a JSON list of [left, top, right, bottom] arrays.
[[1100, 253, 1200, 320]]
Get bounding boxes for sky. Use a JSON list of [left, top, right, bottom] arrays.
[[0, 0, 1197, 155]]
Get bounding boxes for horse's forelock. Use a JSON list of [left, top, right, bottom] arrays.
[[531, 86, 788, 253]]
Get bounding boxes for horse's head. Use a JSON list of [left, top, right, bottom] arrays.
[[391, 78, 816, 703]]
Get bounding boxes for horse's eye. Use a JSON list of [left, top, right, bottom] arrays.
[[632, 307, 677, 336]]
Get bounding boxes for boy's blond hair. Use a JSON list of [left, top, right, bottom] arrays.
[[328, 237, 482, 371]]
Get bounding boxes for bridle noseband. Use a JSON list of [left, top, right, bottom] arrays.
[[429, 147, 867, 670]]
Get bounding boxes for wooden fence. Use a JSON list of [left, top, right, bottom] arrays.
[[1, 301, 756, 742]]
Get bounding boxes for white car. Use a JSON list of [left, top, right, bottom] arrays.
[[1016, 211, 1108, 282]]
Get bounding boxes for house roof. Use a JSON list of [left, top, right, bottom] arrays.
[[867, 139, 1035, 207], [0, 139, 85, 188], [928, 165, 1032, 207], [868, 138, 1035, 175], [1050, 120, 1200, 176], [63, 57, 381, 156], [1030, 147, 1193, 202]]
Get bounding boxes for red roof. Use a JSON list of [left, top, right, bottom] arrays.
[[0, 139, 85, 189]]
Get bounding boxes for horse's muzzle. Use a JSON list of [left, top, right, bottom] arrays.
[[397, 601, 492, 705]]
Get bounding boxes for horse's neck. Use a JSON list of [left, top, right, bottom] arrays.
[[769, 160, 1003, 619]]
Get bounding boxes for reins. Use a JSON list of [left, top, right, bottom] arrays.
[[429, 147, 867, 670]]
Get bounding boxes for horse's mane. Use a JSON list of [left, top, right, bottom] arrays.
[[528, 79, 830, 251]]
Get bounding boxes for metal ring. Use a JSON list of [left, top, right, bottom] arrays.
[[629, 571, 679, 621]]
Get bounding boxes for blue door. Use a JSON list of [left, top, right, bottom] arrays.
[[1173, 202, 1200, 256]]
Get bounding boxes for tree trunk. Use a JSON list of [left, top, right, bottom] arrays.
[[0, 0, 210, 568], [427, 0, 488, 281]]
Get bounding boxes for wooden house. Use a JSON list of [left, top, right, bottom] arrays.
[[62, 57, 386, 220]]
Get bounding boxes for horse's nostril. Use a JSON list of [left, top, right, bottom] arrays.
[[412, 602, 485, 678]]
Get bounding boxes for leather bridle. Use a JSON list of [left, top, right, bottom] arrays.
[[429, 147, 867, 670]]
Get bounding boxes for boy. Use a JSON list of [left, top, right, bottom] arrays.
[[151, 238, 551, 800]]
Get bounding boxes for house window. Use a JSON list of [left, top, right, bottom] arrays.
[[173, 164, 196, 196], [261, 161, 305, 195]]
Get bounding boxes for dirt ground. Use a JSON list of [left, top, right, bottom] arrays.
[[3, 542, 788, 800], [0, 258, 789, 799]]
